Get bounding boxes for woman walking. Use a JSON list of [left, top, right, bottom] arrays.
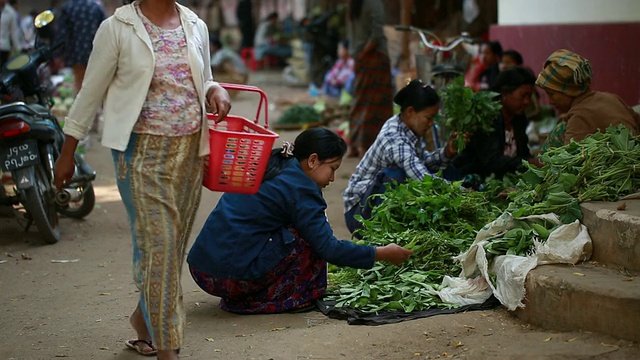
[[54, 1, 231, 359]]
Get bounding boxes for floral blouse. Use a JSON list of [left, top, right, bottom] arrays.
[[133, 5, 201, 136]]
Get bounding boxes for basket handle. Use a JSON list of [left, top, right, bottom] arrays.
[[214, 82, 270, 129]]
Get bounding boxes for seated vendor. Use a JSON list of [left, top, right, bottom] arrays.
[[453, 66, 540, 179], [536, 49, 640, 152], [322, 39, 355, 97], [187, 128, 413, 314], [342, 80, 460, 236], [210, 36, 249, 88], [253, 12, 293, 63]]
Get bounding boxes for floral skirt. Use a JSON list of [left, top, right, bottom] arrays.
[[189, 233, 327, 314]]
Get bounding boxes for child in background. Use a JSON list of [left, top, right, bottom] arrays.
[[322, 39, 355, 98]]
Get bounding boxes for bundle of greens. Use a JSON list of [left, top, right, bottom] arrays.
[[483, 218, 559, 261], [325, 176, 506, 313], [438, 77, 502, 153], [276, 104, 321, 125], [504, 125, 640, 223]]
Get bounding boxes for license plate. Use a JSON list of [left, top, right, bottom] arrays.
[[1, 139, 40, 171]]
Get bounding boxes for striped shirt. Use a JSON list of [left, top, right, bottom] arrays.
[[342, 115, 451, 213]]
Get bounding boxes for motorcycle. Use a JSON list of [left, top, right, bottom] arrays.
[[0, 10, 96, 244]]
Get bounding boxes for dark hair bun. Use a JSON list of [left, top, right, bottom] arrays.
[[393, 80, 439, 112]]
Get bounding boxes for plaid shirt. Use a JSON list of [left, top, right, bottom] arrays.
[[342, 115, 451, 212]]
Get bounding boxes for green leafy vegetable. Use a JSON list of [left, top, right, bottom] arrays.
[[438, 77, 502, 152], [277, 104, 321, 125], [326, 176, 506, 313], [501, 125, 640, 223]]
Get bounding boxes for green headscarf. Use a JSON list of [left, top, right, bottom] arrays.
[[535, 49, 593, 97]]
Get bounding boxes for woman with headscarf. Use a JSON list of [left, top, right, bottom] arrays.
[[536, 49, 640, 152]]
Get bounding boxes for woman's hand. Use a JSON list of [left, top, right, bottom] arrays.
[[54, 136, 80, 190], [375, 244, 413, 266], [206, 84, 232, 123], [445, 131, 469, 158]]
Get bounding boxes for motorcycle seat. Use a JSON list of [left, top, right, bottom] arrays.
[[0, 102, 49, 118], [27, 103, 51, 117]]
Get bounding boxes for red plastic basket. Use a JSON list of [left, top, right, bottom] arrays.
[[203, 83, 279, 194]]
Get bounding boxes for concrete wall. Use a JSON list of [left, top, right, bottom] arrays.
[[498, 0, 640, 25]]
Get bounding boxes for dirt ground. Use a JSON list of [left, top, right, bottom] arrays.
[[1, 71, 639, 360]]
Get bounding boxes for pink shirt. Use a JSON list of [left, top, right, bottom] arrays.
[[326, 58, 355, 87]]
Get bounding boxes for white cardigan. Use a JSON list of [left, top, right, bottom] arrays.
[[63, 1, 217, 156]]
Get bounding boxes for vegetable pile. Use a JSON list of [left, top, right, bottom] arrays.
[[326, 176, 505, 312], [437, 77, 502, 153], [504, 125, 640, 223], [326, 125, 640, 314]]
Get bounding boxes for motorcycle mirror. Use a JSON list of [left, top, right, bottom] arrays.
[[34, 10, 55, 29]]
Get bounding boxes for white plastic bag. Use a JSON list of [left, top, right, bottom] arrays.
[[437, 275, 492, 305], [440, 213, 592, 310], [536, 220, 592, 265]]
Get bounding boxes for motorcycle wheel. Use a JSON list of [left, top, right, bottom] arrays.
[[57, 183, 95, 219], [23, 164, 60, 244]]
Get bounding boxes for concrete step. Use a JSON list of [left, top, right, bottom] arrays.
[[580, 199, 640, 271], [515, 263, 640, 342]]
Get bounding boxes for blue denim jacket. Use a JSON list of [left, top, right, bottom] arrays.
[[187, 159, 376, 280]]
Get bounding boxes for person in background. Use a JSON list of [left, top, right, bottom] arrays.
[[321, 39, 355, 98], [253, 11, 292, 62], [235, 0, 253, 49], [343, 80, 460, 236], [453, 66, 539, 179], [303, 6, 344, 88], [20, 8, 38, 50], [536, 49, 640, 152], [475, 40, 502, 91], [54, 0, 231, 358], [187, 128, 413, 314], [58, 0, 106, 94], [210, 36, 248, 91], [499, 49, 523, 71], [346, 0, 394, 158], [500, 49, 540, 119], [0, 0, 24, 67]]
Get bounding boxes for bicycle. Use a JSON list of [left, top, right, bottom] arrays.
[[394, 26, 477, 149]]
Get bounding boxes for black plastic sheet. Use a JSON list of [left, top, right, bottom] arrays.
[[316, 296, 500, 326]]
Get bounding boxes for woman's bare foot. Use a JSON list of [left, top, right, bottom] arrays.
[[129, 304, 155, 354]]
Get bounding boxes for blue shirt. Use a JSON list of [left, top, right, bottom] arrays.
[[342, 115, 451, 213], [187, 159, 376, 280]]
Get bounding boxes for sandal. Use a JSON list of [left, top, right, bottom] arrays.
[[125, 339, 157, 356]]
